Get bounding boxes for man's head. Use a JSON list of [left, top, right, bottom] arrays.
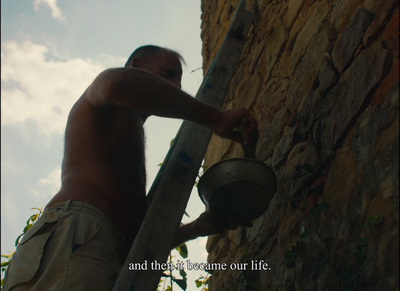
[[125, 45, 184, 88]]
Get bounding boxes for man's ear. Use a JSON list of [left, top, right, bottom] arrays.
[[130, 57, 143, 68]]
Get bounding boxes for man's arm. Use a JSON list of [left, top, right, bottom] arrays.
[[172, 211, 220, 249], [87, 68, 258, 247], [172, 210, 252, 248], [85, 68, 257, 143]]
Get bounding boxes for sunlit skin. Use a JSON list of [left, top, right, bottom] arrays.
[[46, 49, 258, 247]]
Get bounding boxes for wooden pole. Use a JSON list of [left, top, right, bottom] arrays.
[[113, 1, 254, 290]]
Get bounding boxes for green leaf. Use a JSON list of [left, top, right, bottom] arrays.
[[172, 278, 187, 290], [176, 244, 188, 258], [204, 276, 211, 284], [30, 213, 40, 223], [179, 269, 187, 278], [195, 280, 202, 288], [15, 233, 24, 247], [23, 223, 33, 233], [26, 213, 37, 225]]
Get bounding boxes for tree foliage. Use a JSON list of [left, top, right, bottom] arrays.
[[1, 207, 43, 289]]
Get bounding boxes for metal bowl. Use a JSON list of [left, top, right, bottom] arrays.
[[198, 157, 277, 224]]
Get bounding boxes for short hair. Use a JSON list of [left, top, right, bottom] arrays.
[[124, 45, 185, 67]]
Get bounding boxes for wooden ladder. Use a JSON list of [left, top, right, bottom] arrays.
[[113, 1, 254, 290]]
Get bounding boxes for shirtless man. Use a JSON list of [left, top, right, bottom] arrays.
[[4, 45, 258, 290]]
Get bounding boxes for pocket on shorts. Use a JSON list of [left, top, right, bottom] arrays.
[[4, 212, 59, 289], [70, 212, 101, 255]]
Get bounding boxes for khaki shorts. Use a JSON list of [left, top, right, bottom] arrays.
[[4, 200, 129, 291]]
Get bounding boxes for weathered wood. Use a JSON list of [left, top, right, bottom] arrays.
[[146, 124, 184, 205], [113, 1, 254, 290]]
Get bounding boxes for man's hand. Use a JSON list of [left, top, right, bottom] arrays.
[[173, 209, 253, 248], [212, 109, 258, 145], [191, 209, 252, 237]]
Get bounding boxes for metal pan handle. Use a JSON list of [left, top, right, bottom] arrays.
[[242, 142, 256, 159], [238, 117, 257, 159]]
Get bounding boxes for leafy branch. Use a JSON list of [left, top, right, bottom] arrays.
[[1, 207, 43, 289]]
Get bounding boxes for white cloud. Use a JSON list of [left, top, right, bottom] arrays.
[[1, 191, 22, 253], [34, 0, 66, 22], [1, 40, 105, 135], [33, 167, 62, 199], [1, 192, 20, 222], [38, 167, 61, 189]]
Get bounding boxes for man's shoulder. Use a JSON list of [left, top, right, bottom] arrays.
[[68, 93, 142, 126]]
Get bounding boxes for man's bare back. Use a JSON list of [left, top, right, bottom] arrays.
[[47, 95, 148, 243]]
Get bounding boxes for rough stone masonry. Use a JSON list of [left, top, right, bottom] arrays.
[[200, 0, 399, 290]]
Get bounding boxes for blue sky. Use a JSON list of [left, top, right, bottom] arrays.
[[1, 0, 210, 289]]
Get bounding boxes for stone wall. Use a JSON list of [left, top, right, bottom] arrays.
[[200, 0, 399, 290]]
